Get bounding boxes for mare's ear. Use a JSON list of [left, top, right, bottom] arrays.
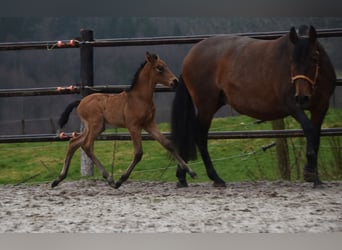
[[145, 52, 159, 63], [309, 25, 317, 44], [289, 27, 298, 44]]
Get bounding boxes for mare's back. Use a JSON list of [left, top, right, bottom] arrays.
[[183, 36, 280, 85]]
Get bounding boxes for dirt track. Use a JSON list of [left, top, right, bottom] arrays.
[[0, 180, 341, 233]]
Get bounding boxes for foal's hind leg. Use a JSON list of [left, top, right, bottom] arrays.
[[145, 122, 197, 179], [51, 134, 84, 188], [81, 125, 115, 188]]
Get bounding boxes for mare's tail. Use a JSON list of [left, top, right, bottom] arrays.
[[171, 76, 197, 161], [58, 100, 81, 129]]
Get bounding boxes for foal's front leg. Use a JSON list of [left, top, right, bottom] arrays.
[[145, 123, 197, 179], [114, 129, 143, 189]]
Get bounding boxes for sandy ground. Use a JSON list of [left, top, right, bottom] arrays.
[[0, 180, 341, 233]]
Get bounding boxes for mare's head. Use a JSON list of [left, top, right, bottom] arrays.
[[289, 25, 320, 109], [145, 52, 179, 88]]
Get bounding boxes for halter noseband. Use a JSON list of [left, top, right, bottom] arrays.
[[291, 50, 320, 88]]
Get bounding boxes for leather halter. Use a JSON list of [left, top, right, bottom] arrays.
[[291, 50, 320, 88]]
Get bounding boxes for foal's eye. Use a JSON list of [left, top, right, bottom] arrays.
[[156, 66, 164, 74]]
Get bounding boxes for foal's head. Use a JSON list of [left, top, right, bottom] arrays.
[[289, 26, 320, 109], [145, 52, 179, 88]]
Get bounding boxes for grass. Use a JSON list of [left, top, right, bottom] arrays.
[[1, 108, 342, 185]]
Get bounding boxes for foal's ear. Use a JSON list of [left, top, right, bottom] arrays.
[[289, 27, 298, 44], [309, 25, 317, 43], [145, 52, 159, 63]]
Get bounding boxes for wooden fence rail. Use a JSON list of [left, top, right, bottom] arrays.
[[0, 84, 174, 97], [1, 128, 342, 144], [1, 28, 342, 51], [1, 79, 342, 98]]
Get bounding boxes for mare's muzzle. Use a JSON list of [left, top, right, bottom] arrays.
[[291, 63, 319, 109], [295, 94, 311, 109], [292, 74, 316, 109]]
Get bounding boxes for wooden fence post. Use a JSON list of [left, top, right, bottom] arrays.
[[272, 119, 291, 180], [79, 29, 94, 177]]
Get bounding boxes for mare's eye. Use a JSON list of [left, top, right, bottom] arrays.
[[156, 66, 164, 74], [311, 55, 318, 62]]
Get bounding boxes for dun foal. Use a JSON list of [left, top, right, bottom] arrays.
[[52, 52, 197, 189]]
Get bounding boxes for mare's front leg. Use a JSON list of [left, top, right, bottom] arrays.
[[114, 129, 143, 189], [292, 110, 323, 188], [145, 122, 197, 179]]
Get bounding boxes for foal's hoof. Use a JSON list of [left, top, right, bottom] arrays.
[[189, 171, 197, 179], [107, 178, 116, 188], [51, 180, 60, 188], [114, 181, 122, 189]]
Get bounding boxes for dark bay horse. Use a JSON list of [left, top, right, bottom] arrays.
[[52, 52, 197, 189], [171, 26, 336, 188]]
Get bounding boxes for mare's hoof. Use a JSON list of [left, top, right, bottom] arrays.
[[303, 170, 324, 188], [176, 181, 188, 188], [303, 170, 318, 183], [213, 181, 226, 188], [51, 180, 59, 188], [313, 180, 325, 189]]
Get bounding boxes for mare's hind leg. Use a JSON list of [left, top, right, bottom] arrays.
[[51, 134, 84, 188], [175, 122, 225, 187], [196, 116, 226, 187], [114, 129, 143, 189]]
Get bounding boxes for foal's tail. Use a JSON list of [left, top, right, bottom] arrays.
[[58, 100, 81, 129], [171, 76, 197, 161]]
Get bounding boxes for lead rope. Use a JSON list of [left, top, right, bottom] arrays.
[[158, 158, 173, 180]]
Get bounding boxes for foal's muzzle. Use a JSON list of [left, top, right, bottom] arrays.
[[170, 78, 179, 88]]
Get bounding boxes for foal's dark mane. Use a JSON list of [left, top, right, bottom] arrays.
[[128, 61, 147, 91], [127, 53, 158, 92]]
